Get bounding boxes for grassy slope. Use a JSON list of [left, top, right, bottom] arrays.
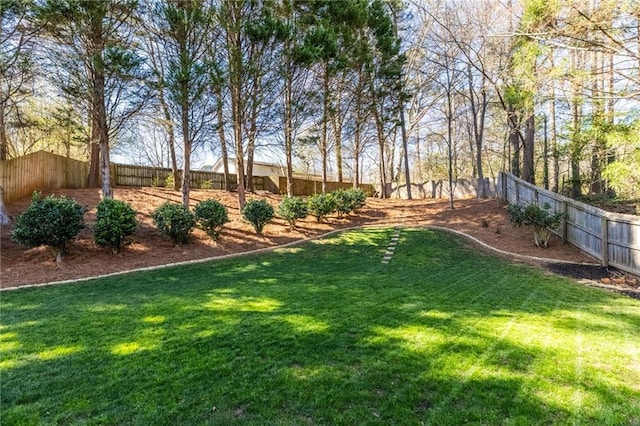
[[1, 228, 639, 425]]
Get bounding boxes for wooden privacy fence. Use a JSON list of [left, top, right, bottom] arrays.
[[0, 151, 88, 203], [1, 151, 373, 202], [498, 172, 640, 276], [278, 176, 375, 196], [111, 163, 266, 192]]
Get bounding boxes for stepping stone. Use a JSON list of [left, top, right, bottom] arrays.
[[387, 246, 396, 251]]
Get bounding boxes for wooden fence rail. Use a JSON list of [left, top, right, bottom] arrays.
[[498, 172, 640, 276]]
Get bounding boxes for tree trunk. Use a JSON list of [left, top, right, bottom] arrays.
[[508, 103, 520, 178], [446, 87, 454, 210], [320, 62, 329, 194], [87, 120, 100, 188], [159, 89, 179, 191], [0, 100, 8, 160], [283, 69, 294, 197], [225, 2, 245, 208], [373, 105, 386, 199], [399, 100, 412, 199], [181, 102, 191, 208], [522, 114, 535, 184], [213, 85, 230, 191], [0, 186, 10, 225]]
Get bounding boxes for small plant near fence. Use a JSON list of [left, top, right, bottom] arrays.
[[152, 202, 196, 245], [507, 202, 566, 248], [93, 198, 138, 253], [11, 192, 85, 262], [194, 199, 228, 239], [278, 196, 308, 229], [241, 199, 274, 234], [200, 180, 213, 190], [165, 173, 175, 189]]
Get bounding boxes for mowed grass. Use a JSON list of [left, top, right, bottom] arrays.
[[1, 228, 639, 425]]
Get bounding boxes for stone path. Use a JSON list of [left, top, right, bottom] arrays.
[[382, 227, 401, 264]]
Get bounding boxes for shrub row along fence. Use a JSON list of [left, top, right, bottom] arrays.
[[0, 151, 375, 203], [498, 171, 640, 276]]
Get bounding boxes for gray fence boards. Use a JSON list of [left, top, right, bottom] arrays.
[[499, 172, 640, 276]]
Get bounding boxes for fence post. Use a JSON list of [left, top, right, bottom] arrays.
[[561, 201, 568, 243], [514, 178, 520, 204], [601, 215, 609, 267]]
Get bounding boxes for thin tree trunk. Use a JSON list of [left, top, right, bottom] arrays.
[[320, 62, 329, 193], [508, 103, 520, 178], [283, 68, 294, 196], [550, 55, 559, 193], [225, 2, 245, 208], [216, 99, 230, 192], [87, 107, 100, 188], [522, 114, 535, 184], [373, 105, 386, 199], [0, 186, 10, 225], [158, 89, 179, 190], [399, 100, 412, 199], [0, 100, 8, 160], [447, 87, 454, 210], [180, 82, 191, 208]]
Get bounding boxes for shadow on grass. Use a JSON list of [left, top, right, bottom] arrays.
[[1, 228, 639, 425]]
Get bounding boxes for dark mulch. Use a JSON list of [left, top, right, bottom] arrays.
[[543, 262, 640, 300]]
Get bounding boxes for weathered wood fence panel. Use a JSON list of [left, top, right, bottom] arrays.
[[279, 176, 375, 196], [111, 163, 256, 190], [0, 151, 88, 203], [499, 172, 640, 276]]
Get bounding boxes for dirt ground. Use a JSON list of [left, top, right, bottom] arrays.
[[1, 187, 638, 298]]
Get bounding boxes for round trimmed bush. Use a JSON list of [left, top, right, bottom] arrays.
[[194, 199, 229, 239], [93, 198, 137, 253], [346, 187, 366, 210], [307, 193, 336, 222], [152, 202, 196, 245], [277, 196, 308, 229], [241, 198, 274, 234], [11, 191, 85, 262], [332, 189, 354, 219]]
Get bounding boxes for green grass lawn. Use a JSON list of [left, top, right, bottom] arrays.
[[1, 228, 639, 425]]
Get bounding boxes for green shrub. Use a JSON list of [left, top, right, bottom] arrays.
[[507, 202, 566, 248], [151, 202, 196, 245], [332, 189, 355, 219], [194, 199, 228, 239], [346, 187, 367, 210], [278, 196, 308, 229], [307, 193, 336, 222], [200, 180, 213, 190], [93, 198, 137, 253], [11, 191, 85, 262], [241, 199, 274, 234]]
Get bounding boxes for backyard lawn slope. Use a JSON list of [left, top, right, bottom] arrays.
[[0, 187, 612, 289]]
